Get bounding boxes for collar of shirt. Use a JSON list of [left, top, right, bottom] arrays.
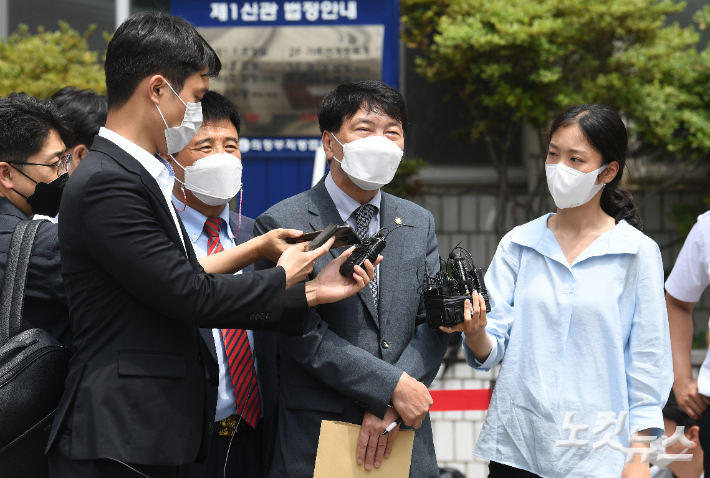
[[510, 212, 641, 268], [98, 127, 186, 254], [324, 172, 381, 223], [99, 127, 165, 179], [171, 194, 234, 247]]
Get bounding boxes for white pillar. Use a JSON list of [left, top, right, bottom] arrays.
[[312, 146, 327, 187], [0, 0, 9, 41], [115, 0, 131, 29]]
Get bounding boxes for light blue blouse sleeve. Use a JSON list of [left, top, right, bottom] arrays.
[[625, 238, 673, 438], [463, 231, 519, 371]]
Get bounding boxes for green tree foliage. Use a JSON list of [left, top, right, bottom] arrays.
[[382, 157, 428, 198], [401, 0, 710, 237], [0, 22, 105, 99]]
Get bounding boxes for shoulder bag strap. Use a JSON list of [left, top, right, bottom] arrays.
[[0, 219, 47, 345]]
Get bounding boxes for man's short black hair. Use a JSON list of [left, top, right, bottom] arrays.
[[664, 390, 700, 430], [105, 12, 221, 109], [317, 80, 407, 134], [0, 93, 71, 165], [51, 87, 108, 149], [200, 91, 242, 136]]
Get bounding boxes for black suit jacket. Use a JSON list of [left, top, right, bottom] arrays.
[[47, 136, 307, 466], [198, 213, 280, 471], [0, 198, 71, 349]]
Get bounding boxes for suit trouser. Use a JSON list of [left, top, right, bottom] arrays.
[[188, 418, 264, 478], [700, 406, 710, 475], [47, 434, 188, 478], [487, 461, 541, 478]]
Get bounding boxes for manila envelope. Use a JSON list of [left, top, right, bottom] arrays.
[[313, 420, 415, 478]]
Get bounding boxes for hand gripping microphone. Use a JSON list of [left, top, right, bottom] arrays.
[[416, 244, 491, 329], [339, 224, 414, 277]]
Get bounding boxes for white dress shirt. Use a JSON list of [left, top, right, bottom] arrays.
[[98, 127, 186, 254], [323, 172, 381, 293], [666, 210, 710, 397], [172, 195, 261, 423]]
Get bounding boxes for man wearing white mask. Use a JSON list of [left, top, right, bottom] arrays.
[[163, 91, 278, 478], [650, 391, 704, 478], [254, 80, 449, 477], [48, 13, 376, 478]]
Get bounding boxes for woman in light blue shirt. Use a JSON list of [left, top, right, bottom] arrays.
[[443, 105, 672, 478]]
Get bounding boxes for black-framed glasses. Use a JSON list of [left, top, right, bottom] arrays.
[[6, 152, 73, 178]]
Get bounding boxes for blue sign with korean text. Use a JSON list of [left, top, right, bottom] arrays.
[[173, 0, 400, 218]]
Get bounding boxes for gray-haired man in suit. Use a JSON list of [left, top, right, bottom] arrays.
[[255, 80, 449, 478]]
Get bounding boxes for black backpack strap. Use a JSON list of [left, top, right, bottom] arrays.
[[0, 219, 46, 345]]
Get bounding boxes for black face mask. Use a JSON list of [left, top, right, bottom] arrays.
[[13, 171, 68, 218]]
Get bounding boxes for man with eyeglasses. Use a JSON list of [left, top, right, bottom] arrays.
[[0, 93, 73, 349]]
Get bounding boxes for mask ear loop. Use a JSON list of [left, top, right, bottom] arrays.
[[231, 187, 243, 239], [169, 153, 188, 212]]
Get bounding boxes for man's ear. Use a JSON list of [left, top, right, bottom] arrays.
[[686, 425, 701, 449], [0, 162, 16, 190], [74, 144, 89, 163], [600, 161, 620, 184], [148, 75, 169, 106], [322, 130, 335, 160]]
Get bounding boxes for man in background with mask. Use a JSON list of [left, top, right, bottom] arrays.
[[50, 86, 108, 176], [0, 93, 72, 349], [48, 13, 376, 478], [650, 391, 704, 478], [254, 80, 449, 477], [163, 91, 277, 478]]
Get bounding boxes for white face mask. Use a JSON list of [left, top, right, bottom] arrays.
[[545, 163, 608, 209], [650, 434, 691, 469], [173, 152, 243, 207], [156, 80, 203, 155], [331, 134, 403, 191]]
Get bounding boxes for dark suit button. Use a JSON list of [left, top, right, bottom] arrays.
[[198, 354, 203, 364], [209, 372, 218, 382], [381, 340, 389, 349], [208, 422, 213, 431]]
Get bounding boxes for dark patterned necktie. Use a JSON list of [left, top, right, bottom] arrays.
[[355, 204, 378, 308], [204, 218, 261, 428]]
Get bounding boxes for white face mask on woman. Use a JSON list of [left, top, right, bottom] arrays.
[[331, 134, 403, 191], [155, 80, 203, 155], [545, 163, 608, 209], [173, 152, 243, 206]]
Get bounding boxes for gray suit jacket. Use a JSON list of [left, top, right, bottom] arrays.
[[254, 177, 449, 478]]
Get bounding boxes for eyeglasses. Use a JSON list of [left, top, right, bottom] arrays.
[[6, 152, 73, 178]]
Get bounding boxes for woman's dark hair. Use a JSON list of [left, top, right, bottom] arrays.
[[105, 12, 221, 109], [548, 104, 642, 230], [0, 93, 72, 165], [317, 80, 407, 134], [51, 87, 108, 149], [664, 390, 699, 431]]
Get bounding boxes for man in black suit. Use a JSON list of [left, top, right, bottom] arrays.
[[47, 12, 376, 478], [164, 91, 280, 478], [0, 93, 73, 349]]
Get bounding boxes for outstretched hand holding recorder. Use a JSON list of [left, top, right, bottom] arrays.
[[277, 237, 381, 307]]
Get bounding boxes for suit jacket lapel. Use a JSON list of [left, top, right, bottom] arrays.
[[308, 180, 379, 326], [377, 194, 404, 330], [92, 137, 187, 257]]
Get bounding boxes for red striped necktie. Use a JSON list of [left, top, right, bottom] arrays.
[[203, 217, 261, 428]]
